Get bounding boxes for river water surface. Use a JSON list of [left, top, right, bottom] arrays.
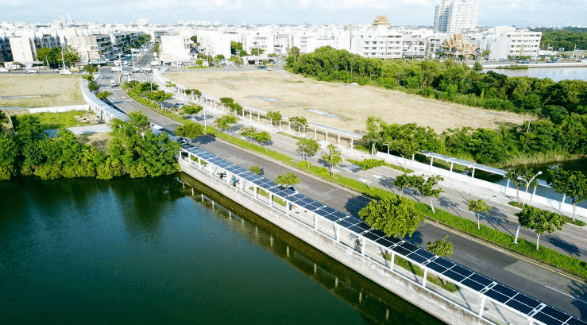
[[0, 174, 443, 325]]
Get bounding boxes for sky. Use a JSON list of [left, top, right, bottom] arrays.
[[0, 0, 586, 27]]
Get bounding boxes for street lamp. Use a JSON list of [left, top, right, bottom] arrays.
[[514, 171, 542, 244]]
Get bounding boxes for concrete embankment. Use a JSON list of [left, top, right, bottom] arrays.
[[179, 158, 491, 325]]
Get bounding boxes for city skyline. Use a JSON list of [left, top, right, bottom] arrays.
[[1, 0, 586, 27]]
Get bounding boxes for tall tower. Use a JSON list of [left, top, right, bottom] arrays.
[[434, 0, 479, 34]]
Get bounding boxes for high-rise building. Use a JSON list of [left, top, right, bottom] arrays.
[[137, 19, 148, 26], [434, 0, 479, 34]]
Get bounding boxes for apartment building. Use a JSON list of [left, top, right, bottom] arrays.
[[8, 37, 35, 63], [65, 32, 112, 63], [0, 36, 12, 61], [478, 26, 542, 60], [197, 30, 231, 58], [434, 0, 479, 34], [350, 29, 403, 59], [160, 35, 192, 63]]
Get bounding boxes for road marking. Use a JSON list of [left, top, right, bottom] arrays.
[[544, 285, 587, 306]]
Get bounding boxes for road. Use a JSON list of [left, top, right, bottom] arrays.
[[94, 55, 587, 319]]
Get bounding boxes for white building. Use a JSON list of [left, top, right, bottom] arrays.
[[197, 30, 231, 58], [160, 35, 191, 63], [137, 19, 149, 27], [350, 18, 404, 59], [8, 37, 35, 63], [478, 26, 542, 60], [434, 0, 479, 34]]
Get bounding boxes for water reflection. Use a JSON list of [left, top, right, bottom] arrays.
[[179, 173, 445, 325]]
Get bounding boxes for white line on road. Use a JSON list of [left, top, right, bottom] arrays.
[[544, 285, 587, 306]]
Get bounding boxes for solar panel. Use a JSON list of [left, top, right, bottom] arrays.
[[399, 242, 418, 254], [461, 278, 485, 292], [356, 222, 371, 231], [485, 289, 509, 303], [363, 231, 382, 241], [387, 236, 403, 245], [468, 273, 493, 287], [512, 293, 540, 309], [443, 270, 466, 282], [407, 253, 428, 264], [426, 262, 447, 274], [533, 312, 563, 325], [323, 213, 341, 222], [348, 225, 367, 234], [315, 209, 333, 217], [376, 238, 395, 248], [541, 306, 571, 323], [392, 246, 412, 257], [567, 318, 587, 325], [506, 299, 534, 315], [451, 265, 474, 278], [337, 220, 355, 228], [492, 284, 517, 298], [332, 211, 348, 219], [414, 249, 435, 260], [434, 258, 455, 269]]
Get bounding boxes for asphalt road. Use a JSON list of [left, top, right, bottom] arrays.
[[94, 58, 587, 319]]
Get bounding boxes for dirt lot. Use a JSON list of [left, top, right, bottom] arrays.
[[165, 69, 529, 134], [0, 74, 84, 108], [77, 132, 111, 154]]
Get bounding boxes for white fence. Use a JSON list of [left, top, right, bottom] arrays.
[[374, 151, 587, 219], [28, 105, 89, 114]]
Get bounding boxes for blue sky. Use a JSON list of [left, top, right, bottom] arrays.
[[0, 0, 585, 27]]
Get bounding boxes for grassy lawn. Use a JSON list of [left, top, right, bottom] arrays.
[[508, 201, 587, 227], [0, 75, 84, 108], [11, 111, 90, 130]]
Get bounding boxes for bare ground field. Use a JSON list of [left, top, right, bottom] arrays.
[[165, 69, 530, 134], [0, 74, 84, 108]]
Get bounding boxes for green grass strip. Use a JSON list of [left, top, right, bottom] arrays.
[[508, 201, 587, 227]]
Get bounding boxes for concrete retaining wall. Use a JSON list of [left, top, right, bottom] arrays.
[[179, 158, 492, 325], [28, 105, 89, 114]]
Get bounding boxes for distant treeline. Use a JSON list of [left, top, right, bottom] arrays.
[[531, 28, 587, 51], [286, 47, 587, 165]]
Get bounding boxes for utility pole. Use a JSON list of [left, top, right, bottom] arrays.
[[61, 48, 66, 70]]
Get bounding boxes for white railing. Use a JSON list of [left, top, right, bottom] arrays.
[[180, 149, 567, 325]]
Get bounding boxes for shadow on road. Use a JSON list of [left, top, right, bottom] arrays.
[[567, 281, 587, 320], [549, 236, 582, 257], [194, 135, 217, 146], [343, 196, 370, 217]]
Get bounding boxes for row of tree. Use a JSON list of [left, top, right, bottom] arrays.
[[0, 112, 180, 181], [286, 46, 587, 116], [35, 46, 79, 68]]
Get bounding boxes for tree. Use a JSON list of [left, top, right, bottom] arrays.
[[267, 111, 282, 127], [229, 56, 243, 67], [383, 123, 439, 163], [182, 104, 203, 115], [0, 133, 19, 180], [427, 235, 453, 257], [145, 90, 172, 108], [516, 205, 565, 250], [473, 62, 483, 71], [275, 172, 300, 187], [88, 81, 99, 92], [216, 115, 237, 131], [250, 165, 262, 175], [252, 131, 271, 152], [363, 116, 384, 156], [467, 199, 491, 229], [96, 91, 110, 100], [359, 195, 424, 238], [175, 121, 205, 144], [190, 35, 198, 44], [413, 175, 444, 213], [240, 126, 257, 140], [321, 144, 342, 178], [482, 50, 491, 57], [296, 138, 320, 161], [289, 116, 308, 135], [83, 64, 99, 74], [549, 168, 587, 219], [196, 59, 204, 67], [506, 168, 537, 203]]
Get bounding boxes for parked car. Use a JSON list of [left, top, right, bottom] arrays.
[[26, 69, 37, 74], [0, 68, 9, 73], [59, 69, 72, 75], [267, 67, 273, 71], [258, 65, 266, 69]]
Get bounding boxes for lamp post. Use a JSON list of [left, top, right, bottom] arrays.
[[514, 171, 542, 244]]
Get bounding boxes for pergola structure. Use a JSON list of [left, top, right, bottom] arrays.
[[179, 144, 579, 325]]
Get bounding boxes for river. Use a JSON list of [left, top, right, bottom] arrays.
[[484, 67, 587, 82], [0, 174, 443, 325]]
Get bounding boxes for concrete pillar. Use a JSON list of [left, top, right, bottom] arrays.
[[470, 167, 476, 184], [286, 202, 290, 216], [191, 188, 194, 196], [242, 109, 245, 117], [314, 213, 318, 231], [506, 178, 511, 194], [561, 194, 566, 210], [325, 131, 328, 142], [250, 110, 253, 119], [479, 295, 486, 318], [288, 121, 291, 132], [532, 186, 537, 201], [269, 193, 273, 208], [422, 267, 428, 288], [257, 112, 260, 122], [350, 138, 354, 149], [390, 251, 395, 271], [360, 237, 365, 255], [335, 224, 340, 243], [314, 128, 317, 140], [337, 134, 340, 146], [449, 162, 454, 179], [254, 185, 258, 199], [226, 172, 231, 184], [279, 120, 282, 129], [430, 157, 434, 172]]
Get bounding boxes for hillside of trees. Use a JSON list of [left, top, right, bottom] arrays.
[[286, 46, 587, 166], [532, 28, 587, 51]]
